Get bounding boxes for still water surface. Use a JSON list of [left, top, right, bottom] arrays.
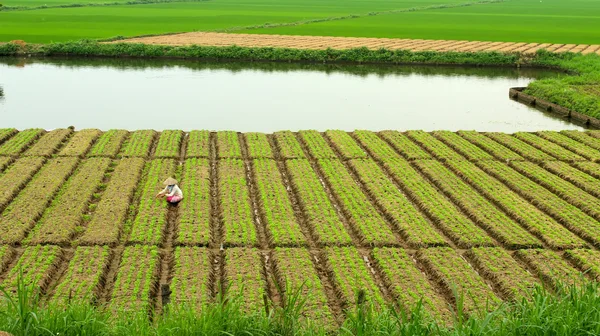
[[0, 58, 584, 132]]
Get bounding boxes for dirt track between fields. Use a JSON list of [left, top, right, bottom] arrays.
[[117, 32, 600, 55]]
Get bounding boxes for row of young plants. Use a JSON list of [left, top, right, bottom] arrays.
[[325, 247, 385, 309], [154, 130, 184, 158], [0, 128, 44, 156], [324, 130, 367, 160], [417, 247, 502, 314], [465, 247, 539, 301], [560, 130, 600, 151], [573, 161, 600, 179], [317, 158, 397, 246], [0, 246, 13, 274], [245, 132, 274, 159], [110, 245, 160, 314], [477, 161, 600, 247], [564, 249, 600, 281], [456, 131, 525, 161], [78, 158, 146, 245], [88, 129, 129, 157], [379, 130, 432, 160], [128, 159, 177, 245], [218, 159, 258, 246], [217, 131, 242, 159], [51, 246, 111, 306], [23, 128, 72, 157], [444, 159, 586, 249], [0, 128, 18, 146], [414, 160, 542, 249], [298, 130, 337, 159], [536, 131, 600, 161], [225, 248, 266, 313], [509, 161, 600, 221], [284, 159, 352, 245], [0, 245, 62, 296], [58, 129, 102, 157], [352, 130, 403, 161], [273, 131, 306, 159], [176, 158, 211, 246], [371, 247, 451, 322], [273, 248, 334, 324], [484, 132, 554, 161], [512, 132, 585, 161], [185, 130, 210, 158], [0, 156, 46, 210], [431, 131, 495, 161], [26, 158, 112, 245], [542, 161, 600, 198], [515, 249, 583, 287], [170, 247, 212, 310], [252, 159, 307, 246], [348, 158, 447, 248], [0, 157, 12, 172], [120, 130, 156, 158], [405, 131, 464, 161], [0, 157, 79, 244]]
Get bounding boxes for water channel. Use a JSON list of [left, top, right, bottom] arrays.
[[0, 57, 585, 132]]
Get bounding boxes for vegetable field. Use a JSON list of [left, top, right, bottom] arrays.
[[0, 128, 599, 325]]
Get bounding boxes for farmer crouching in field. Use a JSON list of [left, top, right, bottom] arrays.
[[156, 177, 183, 206]]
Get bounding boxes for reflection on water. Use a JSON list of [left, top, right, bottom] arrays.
[[0, 57, 584, 132]]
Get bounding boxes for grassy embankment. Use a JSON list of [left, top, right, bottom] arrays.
[[0, 41, 598, 119], [1, 276, 600, 336]]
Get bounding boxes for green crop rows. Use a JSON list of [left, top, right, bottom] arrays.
[[0, 128, 598, 328]]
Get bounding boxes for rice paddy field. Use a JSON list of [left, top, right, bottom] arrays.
[[0, 127, 599, 326], [1, 0, 600, 44]]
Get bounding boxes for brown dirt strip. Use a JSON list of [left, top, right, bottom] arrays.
[[117, 32, 589, 54]]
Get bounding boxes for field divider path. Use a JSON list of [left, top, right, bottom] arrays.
[[1, 0, 210, 12]]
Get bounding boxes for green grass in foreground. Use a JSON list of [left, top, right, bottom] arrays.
[[245, 0, 600, 45], [1, 274, 599, 336]]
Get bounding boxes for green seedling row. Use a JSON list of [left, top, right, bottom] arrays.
[[1, 245, 62, 296], [120, 130, 156, 158], [372, 247, 451, 321], [588, 131, 600, 139], [379, 131, 431, 160], [51, 246, 110, 306], [572, 161, 600, 180], [510, 161, 600, 221], [0, 128, 44, 156], [273, 248, 333, 324], [252, 159, 306, 246], [154, 130, 184, 158], [432, 131, 494, 161], [79, 158, 145, 245], [542, 161, 600, 198], [171, 247, 212, 310], [513, 132, 584, 161], [478, 161, 600, 247], [0, 245, 14, 272], [561, 130, 600, 151], [272, 131, 305, 159], [445, 160, 585, 249], [0, 156, 46, 210], [23, 128, 72, 157], [349, 159, 446, 248], [325, 247, 385, 309], [0, 128, 18, 145], [177, 158, 211, 246], [88, 129, 129, 157], [406, 130, 463, 161], [58, 129, 102, 157], [0, 157, 79, 244], [245, 132, 273, 159], [185, 130, 210, 158], [218, 159, 257, 246], [317, 159, 397, 246], [415, 160, 541, 249], [564, 249, 600, 281], [298, 130, 337, 159], [516, 249, 583, 287], [284, 159, 352, 245], [382, 157, 493, 248], [417, 247, 502, 314], [110, 245, 160, 313], [27, 158, 111, 245], [457, 131, 524, 161], [217, 131, 242, 159], [537, 131, 600, 161], [352, 130, 400, 161], [225, 248, 266, 313], [466, 247, 539, 300], [484, 132, 554, 161], [128, 159, 177, 245], [0, 157, 13, 172], [325, 130, 367, 159]]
